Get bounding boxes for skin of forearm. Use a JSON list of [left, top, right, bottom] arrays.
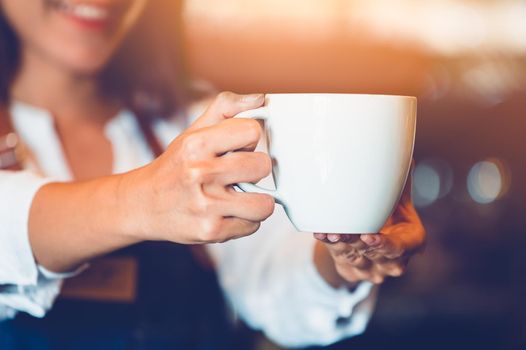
[[28, 172, 143, 273]]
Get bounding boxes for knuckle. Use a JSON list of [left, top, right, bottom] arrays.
[[198, 218, 222, 242], [345, 250, 361, 263], [259, 195, 276, 217], [184, 172, 215, 214], [249, 153, 271, 178], [181, 133, 206, 158], [259, 153, 273, 176], [363, 249, 380, 260], [244, 119, 262, 141], [245, 222, 261, 236], [225, 221, 260, 242], [199, 197, 213, 214], [389, 265, 406, 277], [387, 248, 404, 259], [183, 164, 208, 186], [370, 275, 385, 284], [218, 91, 234, 100], [215, 91, 235, 106], [189, 194, 212, 216], [383, 240, 404, 259]]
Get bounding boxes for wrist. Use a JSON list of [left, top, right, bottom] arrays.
[[28, 177, 144, 273], [314, 241, 347, 288], [112, 167, 152, 243]]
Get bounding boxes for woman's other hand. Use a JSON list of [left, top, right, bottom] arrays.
[[313, 174, 426, 286], [124, 92, 275, 244]]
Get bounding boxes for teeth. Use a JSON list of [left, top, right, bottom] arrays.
[[53, 1, 109, 20], [72, 4, 108, 20]]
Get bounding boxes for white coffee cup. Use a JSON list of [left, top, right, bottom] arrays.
[[236, 93, 416, 233]]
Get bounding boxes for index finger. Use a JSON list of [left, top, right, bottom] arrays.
[[189, 92, 265, 131], [190, 118, 263, 156]]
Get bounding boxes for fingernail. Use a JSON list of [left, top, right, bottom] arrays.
[[327, 234, 340, 243], [241, 93, 264, 103], [361, 235, 381, 246], [313, 233, 326, 241]]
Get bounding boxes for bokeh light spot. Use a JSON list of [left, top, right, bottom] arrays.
[[467, 159, 508, 204], [413, 162, 440, 207], [413, 159, 454, 208]]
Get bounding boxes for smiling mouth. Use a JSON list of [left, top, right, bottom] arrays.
[[45, 0, 112, 22]]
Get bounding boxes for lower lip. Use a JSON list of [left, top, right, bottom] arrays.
[[59, 10, 112, 31]]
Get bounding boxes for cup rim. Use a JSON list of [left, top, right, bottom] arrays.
[[264, 93, 417, 100]]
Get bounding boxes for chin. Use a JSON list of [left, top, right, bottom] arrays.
[[56, 47, 114, 76]]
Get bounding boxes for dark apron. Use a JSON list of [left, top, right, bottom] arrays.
[[0, 242, 254, 350]]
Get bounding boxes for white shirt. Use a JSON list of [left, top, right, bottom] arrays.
[[0, 102, 377, 348]]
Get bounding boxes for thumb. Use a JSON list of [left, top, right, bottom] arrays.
[[189, 92, 265, 131], [361, 222, 423, 260]]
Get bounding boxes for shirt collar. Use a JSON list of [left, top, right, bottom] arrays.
[[9, 101, 134, 180]]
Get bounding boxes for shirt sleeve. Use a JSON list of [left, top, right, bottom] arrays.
[[0, 170, 73, 321], [206, 204, 378, 348]]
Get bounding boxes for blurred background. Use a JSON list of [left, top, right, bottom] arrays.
[[181, 0, 525, 349]]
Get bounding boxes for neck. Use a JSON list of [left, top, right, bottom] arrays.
[[11, 49, 119, 123]]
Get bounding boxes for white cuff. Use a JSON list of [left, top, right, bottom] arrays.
[[303, 249, 375, 319], [38, 263, 89, 279], [0, 171, 53, 286]]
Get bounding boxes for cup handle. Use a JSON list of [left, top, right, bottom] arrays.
[[233, 107, 283, 205]]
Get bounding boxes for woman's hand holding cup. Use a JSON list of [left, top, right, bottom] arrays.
[[121, 90, 424, 285], [124, 92, 275, 244], [314, 175, 426, 285]]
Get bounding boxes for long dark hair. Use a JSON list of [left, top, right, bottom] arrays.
[[0, 0, 188, 120]]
